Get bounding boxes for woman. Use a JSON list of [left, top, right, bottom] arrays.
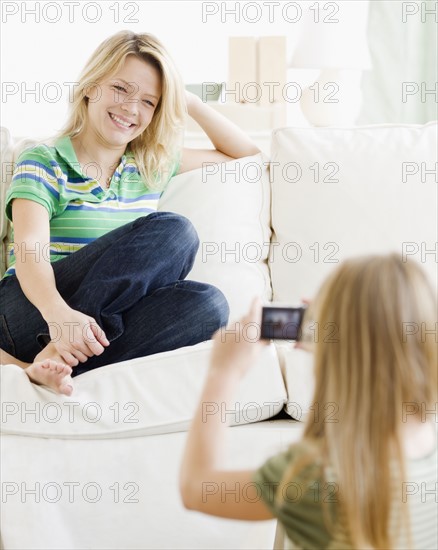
[[180, 253, 437, 549], [0, 31, 260, 395]]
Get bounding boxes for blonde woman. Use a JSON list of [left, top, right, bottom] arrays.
[[0, 31, 260, 395], [180, 253, 437, 549]]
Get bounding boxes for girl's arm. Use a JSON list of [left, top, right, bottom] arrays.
[[179, 298, 274, 520], [11, 199, 109, 365], [177, 91, 261, 174]]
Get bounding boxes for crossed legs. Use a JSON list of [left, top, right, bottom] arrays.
[[0, 212, 229, 393]]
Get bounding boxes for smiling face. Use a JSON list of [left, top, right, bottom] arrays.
[[84, 54, 162, 149]]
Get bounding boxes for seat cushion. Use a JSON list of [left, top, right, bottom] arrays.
[[1, 341, 287, 438]]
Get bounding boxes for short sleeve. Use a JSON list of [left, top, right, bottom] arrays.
[[5, 145, 60, 222], [253, 446, 335, 549], [170, 153, 181, 178], [253, 448, 296, 514]]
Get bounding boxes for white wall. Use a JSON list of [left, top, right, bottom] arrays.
[[9, 1, 426, 136]]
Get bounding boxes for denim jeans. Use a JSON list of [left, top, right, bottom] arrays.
[[0, 212, 229, 376]]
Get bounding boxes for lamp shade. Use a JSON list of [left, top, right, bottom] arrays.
[[290, 0, 372, 70]]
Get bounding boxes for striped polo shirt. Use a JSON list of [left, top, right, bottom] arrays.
[[3, 136, 178, 278]]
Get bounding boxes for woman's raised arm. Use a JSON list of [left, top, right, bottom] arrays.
[[178, 91, 261, 174]]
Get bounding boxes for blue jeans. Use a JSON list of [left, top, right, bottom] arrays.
[[0, 212, 229, 376]]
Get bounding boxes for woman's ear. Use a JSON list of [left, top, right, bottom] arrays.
[[82, 83, 100, 102]]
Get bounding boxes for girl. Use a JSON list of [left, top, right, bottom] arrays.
[[0, 31, 260, 395], [180, 253, 438, 549]]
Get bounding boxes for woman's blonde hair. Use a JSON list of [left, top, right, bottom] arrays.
[[59, 30, 186, 190], [279, 253, 437, 548]]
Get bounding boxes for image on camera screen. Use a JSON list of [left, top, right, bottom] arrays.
[[261, 307, 304, 340]]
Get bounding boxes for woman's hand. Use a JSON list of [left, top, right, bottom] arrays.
[[209, 297, 269, 379], [43, 303, 109, 366]]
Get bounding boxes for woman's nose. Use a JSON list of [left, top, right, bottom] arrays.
[[121, 99, 138, 116]]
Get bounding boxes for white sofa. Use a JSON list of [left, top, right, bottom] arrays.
[[1, 122, 437, 550]]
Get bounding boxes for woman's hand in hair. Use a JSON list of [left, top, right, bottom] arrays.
[[209, 297, 269, 380]]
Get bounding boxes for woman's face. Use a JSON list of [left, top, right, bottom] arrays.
[[85, 54, 162, 148]]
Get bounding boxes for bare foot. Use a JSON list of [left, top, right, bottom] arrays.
[[25, 360, 74, 396], [1, 347, 74, 395], [34, 342, 79, 366]]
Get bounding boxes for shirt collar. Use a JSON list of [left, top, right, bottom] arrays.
[[54, 136, 82, 175], [54, 135, 132, 178]]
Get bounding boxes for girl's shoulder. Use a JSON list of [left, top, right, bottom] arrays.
[[254, 440, 323, 487]]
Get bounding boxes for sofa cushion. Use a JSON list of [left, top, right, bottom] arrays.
[[270, 122, 438, 303], [158, 153, 272, 321], [1, 340, 287, 438]]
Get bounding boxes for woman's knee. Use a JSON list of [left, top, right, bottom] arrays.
[[197, 284, 230, 337], [134, 212, 199, 253], [210, 286, 230, 326]]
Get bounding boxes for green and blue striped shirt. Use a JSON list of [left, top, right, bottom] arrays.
[[4, 136, 178, 278]]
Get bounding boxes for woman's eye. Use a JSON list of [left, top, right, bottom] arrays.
[[113, 85, 127, 93], [143, 99, 155, 107]]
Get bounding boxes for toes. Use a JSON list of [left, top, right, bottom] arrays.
[[63, 364, 72, 375], [42, 361, 70, 375], [26, 359, 74, 395], [60, 384, 73, 397], [56, 363, 72, 376]]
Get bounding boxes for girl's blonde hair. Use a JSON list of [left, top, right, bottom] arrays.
[[279, 253, 437, 548], [59, 30, 186, 190]]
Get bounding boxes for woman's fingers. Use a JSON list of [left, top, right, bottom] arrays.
[[88, 320, 110, 346], [60, 350, 79, 367], [82, 324, 106, 356], [71, 348, 90, 363]]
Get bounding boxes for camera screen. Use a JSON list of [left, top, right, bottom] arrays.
[[261, 306, 305, 340]]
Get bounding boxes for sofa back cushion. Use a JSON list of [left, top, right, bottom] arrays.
[[158, 154, 273, 321], [270, 122, 438, 303], [270, 122, 438, 421]]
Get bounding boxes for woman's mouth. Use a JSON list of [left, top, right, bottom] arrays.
[[108, 112, 136, 130]]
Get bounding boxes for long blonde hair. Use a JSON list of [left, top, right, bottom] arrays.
[[59, 30, 186, 190], [280, 253, 437, 548]]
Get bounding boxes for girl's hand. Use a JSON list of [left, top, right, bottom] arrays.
[[209, 297, 269, 379], [294, 298, 314, 352], [43, 304, 109, 366]]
